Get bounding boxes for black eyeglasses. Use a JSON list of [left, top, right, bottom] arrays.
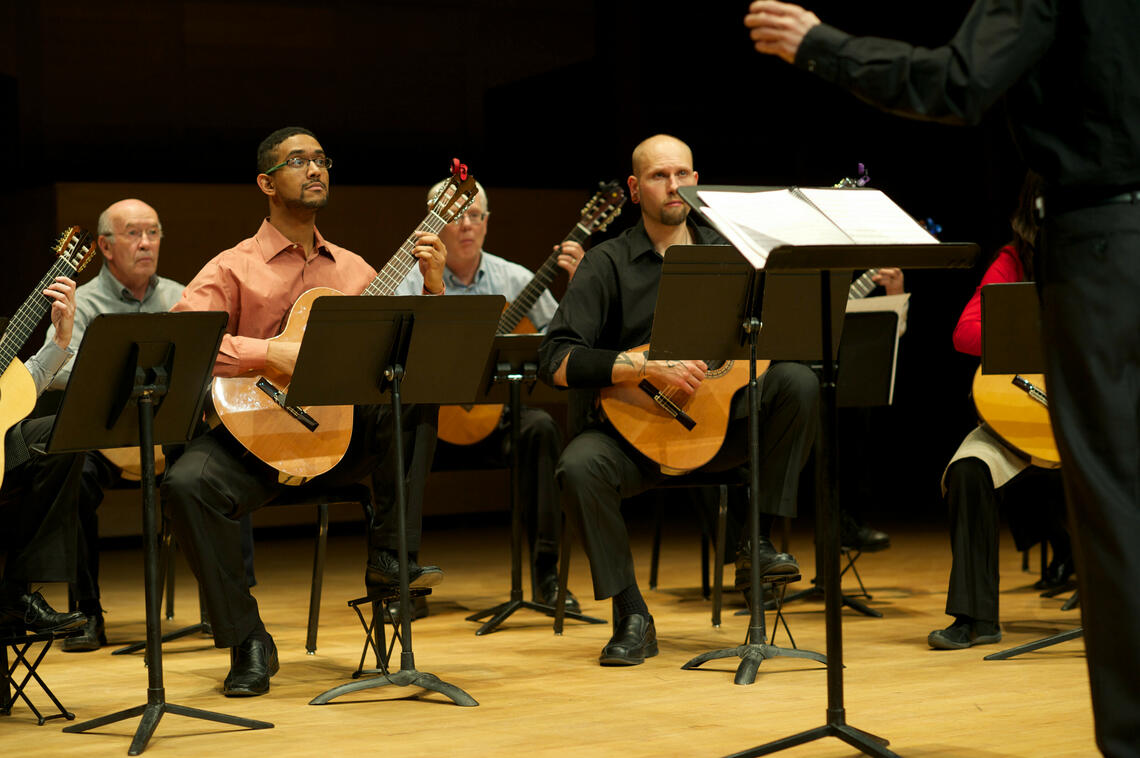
[[265, 155, 333, 174]]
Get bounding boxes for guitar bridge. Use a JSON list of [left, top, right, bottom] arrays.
[[638, 380, 696, 431], [256, 377, 320, 431], [1011, 375, 1048, 408]]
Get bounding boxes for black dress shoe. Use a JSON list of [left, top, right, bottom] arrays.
[[0, 591, 86, 635], [840, 516, 891, 551], [927, 619, 1002, 650], [365, 549, 444, 593], [223, 636, 279, 697], [534, 573, 581, 614], [62, 613, 107, 652], [735, 537, 799, 590], [1034, 556, 1075, 590], [599, 614, 658, 666], [384, 595, 430, 625]]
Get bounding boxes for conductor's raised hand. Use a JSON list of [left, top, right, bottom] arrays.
[[45, 276, 77, 350], [744, 0, 821, 64], [413, 231, 448, 295]]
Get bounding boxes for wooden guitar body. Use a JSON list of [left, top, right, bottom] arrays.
[[0, 359, 38, 476], [436, 310, 536, 446], [211, 286, 354, 480], [972, 367, 1060, 466], [600, 345, 766, 475]]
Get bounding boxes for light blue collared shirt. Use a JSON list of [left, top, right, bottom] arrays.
[[395, 250, 558, 332]]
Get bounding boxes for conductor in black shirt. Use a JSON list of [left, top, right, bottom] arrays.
[[538, 134, 819, 667], [744, 2, 1140, 754]]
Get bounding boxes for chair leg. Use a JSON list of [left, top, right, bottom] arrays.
[[712, 485, 728, 627], [700, 533, 710, 599], [554, 514, 572, 635], [306, 503, 329, 655], [649, 494, 664, 590], [162, 522, 176, 620]]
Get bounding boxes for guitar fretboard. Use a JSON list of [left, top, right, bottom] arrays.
[[0, 256, 77, 372], [848, 268, 880, 300], [498, 223, 593, 334], [362, 211, 450, 297]]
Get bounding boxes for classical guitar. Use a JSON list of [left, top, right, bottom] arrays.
[[438, 180, 627, 445], [211, 160, 479, 482], [600, 346, 769, 475], [0, 227, 97, 480], [972, 367, 1060, 466]]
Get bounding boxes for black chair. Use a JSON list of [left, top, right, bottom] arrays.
[[646, 477, 740, 628], [124, 482, 372, 656], [554, 469, 750, 633]]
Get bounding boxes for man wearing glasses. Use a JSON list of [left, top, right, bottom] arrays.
[[39, 199, 184, 652], [162, 126, 448, 697], [395, 180, 583, 614]]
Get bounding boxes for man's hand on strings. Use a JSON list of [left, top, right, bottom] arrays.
[[413, 232, 448, 294], [873, 267, 905, 295], [556, 240, 586, 283], [45, 276, 77, 351]]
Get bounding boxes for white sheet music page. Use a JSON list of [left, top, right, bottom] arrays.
[[698, 189, 855, 268], [797, 188, 937, 245]]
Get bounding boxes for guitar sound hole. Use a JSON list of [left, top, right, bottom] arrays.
[[705, 359, 732, 378]]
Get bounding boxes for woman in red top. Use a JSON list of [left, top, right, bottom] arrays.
[[930, 174, 1072, 650]]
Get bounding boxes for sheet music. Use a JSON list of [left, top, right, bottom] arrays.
[[798, 188, 937, 245], [696, 187, 937, 267], [698, 189, 855, 268]]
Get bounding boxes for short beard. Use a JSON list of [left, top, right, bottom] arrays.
[[660, 204, 688, 226], [285, 193, 328, 211]]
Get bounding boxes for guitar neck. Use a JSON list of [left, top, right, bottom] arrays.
[[362, 211, 451, 297], [848, 268, 880, 300], [498, 225, 591, 334], [0, 256, 74, 371]]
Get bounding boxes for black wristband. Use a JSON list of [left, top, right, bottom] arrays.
[[565, 348, 621, 388]]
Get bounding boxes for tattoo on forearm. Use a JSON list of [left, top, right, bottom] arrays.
[[615, 352, 636, 370]]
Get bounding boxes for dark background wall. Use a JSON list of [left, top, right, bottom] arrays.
[[2, 1, 1024, 519]]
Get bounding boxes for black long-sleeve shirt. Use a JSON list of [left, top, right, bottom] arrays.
[[796, 0, 1140, 206], [538, 219, 727, 389]]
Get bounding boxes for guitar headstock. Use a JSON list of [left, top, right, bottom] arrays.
[[53, 226, 97, 274], [428, 158, 479, 224], [579, 180, 627, 234]]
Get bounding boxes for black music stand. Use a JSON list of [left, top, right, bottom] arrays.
[[46, 312, 273, 756], [462, 334, 605, 634], [766, 309, 903, 619], [683, 180, 978, 758], [738, 244, 974, 758], [645, 244, 842, 683], [284, 295, 502, 707], [978, 282, 1083, 661]]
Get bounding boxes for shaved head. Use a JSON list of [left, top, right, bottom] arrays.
[[631, 134, 692, 178]]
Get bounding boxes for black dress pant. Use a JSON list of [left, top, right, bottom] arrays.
[[432, 407, 563, 570], [1038, 201, 1140, 757], [161, 403, 437, 648], [943, 459, 1066, 622], [0, 416, 82, 588], [557, 362, 819, 600]]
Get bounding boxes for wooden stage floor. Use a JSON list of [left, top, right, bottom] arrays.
[[5, 517, 1094, 756]]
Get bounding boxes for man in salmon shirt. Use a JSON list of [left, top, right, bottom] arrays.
[[162, 127, 448, 697]]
